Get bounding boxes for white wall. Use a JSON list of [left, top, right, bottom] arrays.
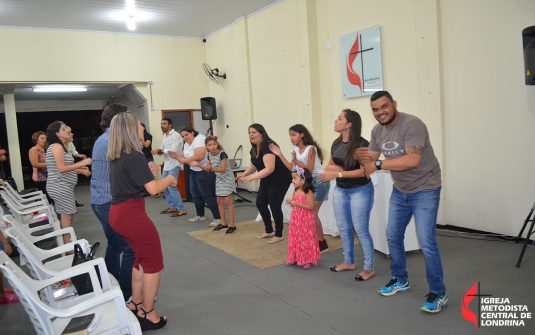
[[440, 0, 535, 235]]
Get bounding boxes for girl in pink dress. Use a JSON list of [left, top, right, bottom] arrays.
[[286, 166, 320, 270]]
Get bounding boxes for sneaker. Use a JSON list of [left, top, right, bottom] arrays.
[[153, 193, 161, 198], [378, 277, 411, 296], [208, 219, 221, 227], [212, 224, 228, 232], [225, 226, 237, 234], [319, 240, 329, 253], [420, 293, 448, 313], [187, 216, 206, 222]]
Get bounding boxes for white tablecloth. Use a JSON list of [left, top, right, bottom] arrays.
[[257, 170, 420, 255]]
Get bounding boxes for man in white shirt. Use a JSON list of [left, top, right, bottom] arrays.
[[151, 118, 187, 217]]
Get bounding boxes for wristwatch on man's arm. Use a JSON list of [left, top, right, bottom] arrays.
[[374, 160, 382, 170]]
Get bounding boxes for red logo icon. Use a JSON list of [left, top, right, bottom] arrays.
[[462, 281, 479, 330]]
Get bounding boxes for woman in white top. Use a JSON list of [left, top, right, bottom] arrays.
[[171, 127, 221, 226], [269, 124, 330, 252]]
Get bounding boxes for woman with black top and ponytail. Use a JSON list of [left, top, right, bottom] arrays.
[[320, 109, 376, 281]]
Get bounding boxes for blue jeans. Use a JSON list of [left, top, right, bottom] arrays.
[[91, 202, 135, 300], [387, 186, 445, 294], [333, 182, 375, 269], [162, 166, 185, 211], [190, 170, 220, 219]]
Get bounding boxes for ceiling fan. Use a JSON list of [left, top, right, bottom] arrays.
[[203, 63, 227, 84]]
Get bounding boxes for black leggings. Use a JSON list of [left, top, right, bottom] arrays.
[[256, 182, 290, 238]]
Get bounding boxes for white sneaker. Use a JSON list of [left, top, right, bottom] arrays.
[[208, 219, 221, 227], [188, 216, 207, 222]]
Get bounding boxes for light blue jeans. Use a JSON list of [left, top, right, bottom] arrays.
[[162, 166, 185, 211], [333, 182, 375, 270], [387, 186, 445, 294]]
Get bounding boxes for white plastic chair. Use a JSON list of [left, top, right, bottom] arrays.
[[5, 226, 118, 307], [0, 190, 59, 229], [0, 182, 48, 204], [0, 251, 141, 335], [3, 214, 75, 248], [5, 225, 119, 289]]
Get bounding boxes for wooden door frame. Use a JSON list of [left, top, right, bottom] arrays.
[[161, 109, 200, 128]]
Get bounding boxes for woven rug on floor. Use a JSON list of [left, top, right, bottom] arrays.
[[186, 220, 359, 269]]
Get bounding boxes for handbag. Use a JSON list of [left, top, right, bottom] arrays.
[[71, 242, 102, 296]]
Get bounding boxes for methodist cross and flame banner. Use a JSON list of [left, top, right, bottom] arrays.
[[339, 25, 383, 99]]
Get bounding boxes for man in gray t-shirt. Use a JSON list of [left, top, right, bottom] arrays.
[[356, 91, 447, 314]]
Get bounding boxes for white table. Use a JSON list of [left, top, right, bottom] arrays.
[[275, 170, 420, 255]]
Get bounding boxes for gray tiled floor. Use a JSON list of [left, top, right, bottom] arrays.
[[1, 186, 534, 334]]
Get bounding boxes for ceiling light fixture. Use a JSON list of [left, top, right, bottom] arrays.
[[33, 86, 87, 92], [126, 0, 136, 31], [127, 16, 136, 30]]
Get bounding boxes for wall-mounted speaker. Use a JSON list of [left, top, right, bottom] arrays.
[[523, 26, 535, 86], [201, 97, 217, 120]]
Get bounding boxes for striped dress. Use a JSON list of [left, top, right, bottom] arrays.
[[208, 151, 236, 197], [46, 143, 78, 214]]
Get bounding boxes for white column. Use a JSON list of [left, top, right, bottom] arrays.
[[3, 94, 24, 189]]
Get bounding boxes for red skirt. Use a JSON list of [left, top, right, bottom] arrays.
[[109, 197, 164, 274]]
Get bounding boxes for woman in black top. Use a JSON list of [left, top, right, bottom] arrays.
[[320, 109, 376, 281], [141, 123, 153, 163], [107, 112, 176, 331], [237, 124, 291, 244]]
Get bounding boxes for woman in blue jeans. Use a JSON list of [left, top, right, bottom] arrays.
[[171, 127, 221, 227], [320, 109, 375, 281]]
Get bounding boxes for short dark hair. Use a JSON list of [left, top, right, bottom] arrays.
[[179, 126, 198, 137], [162, 118, 173, 125], [101, 103, 128, 129], [32, 131, 46, 144], [370, 90, 394, 102]]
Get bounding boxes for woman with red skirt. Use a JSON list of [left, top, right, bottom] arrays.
[[107, 112, 176, 332]]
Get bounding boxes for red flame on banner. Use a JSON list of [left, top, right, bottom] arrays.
[[346, 34, 362, 93], [461, 281, 479, 330]]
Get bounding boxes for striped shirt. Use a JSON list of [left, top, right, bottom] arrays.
[[208, 151, 236, 197], [46, 143, 77, 214], [90, 129, 111, 205]]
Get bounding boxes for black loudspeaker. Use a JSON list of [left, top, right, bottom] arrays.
[[201, 97, 217, 120], [523, 26, 535, 86]]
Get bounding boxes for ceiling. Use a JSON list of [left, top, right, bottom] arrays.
[[0, 0, 280, 38]]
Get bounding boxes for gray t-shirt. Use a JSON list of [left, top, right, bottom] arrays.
[[369, 112, 441, 193]]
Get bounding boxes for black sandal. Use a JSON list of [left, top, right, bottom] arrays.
[[137, 307, 168, 331], [127, 300, 142, 313]]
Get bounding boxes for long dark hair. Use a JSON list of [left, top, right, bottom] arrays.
[[179, 126, 199, 137], [46, 121, 67, 153], [293, 167, 315, 194], [141, 123, 150, 137], [289, 124, 323, 163], [249, 123, 278, 157], [331, 109, 362, 170]]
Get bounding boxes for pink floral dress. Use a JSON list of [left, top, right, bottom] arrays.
[[287, 192, 320, 266]]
